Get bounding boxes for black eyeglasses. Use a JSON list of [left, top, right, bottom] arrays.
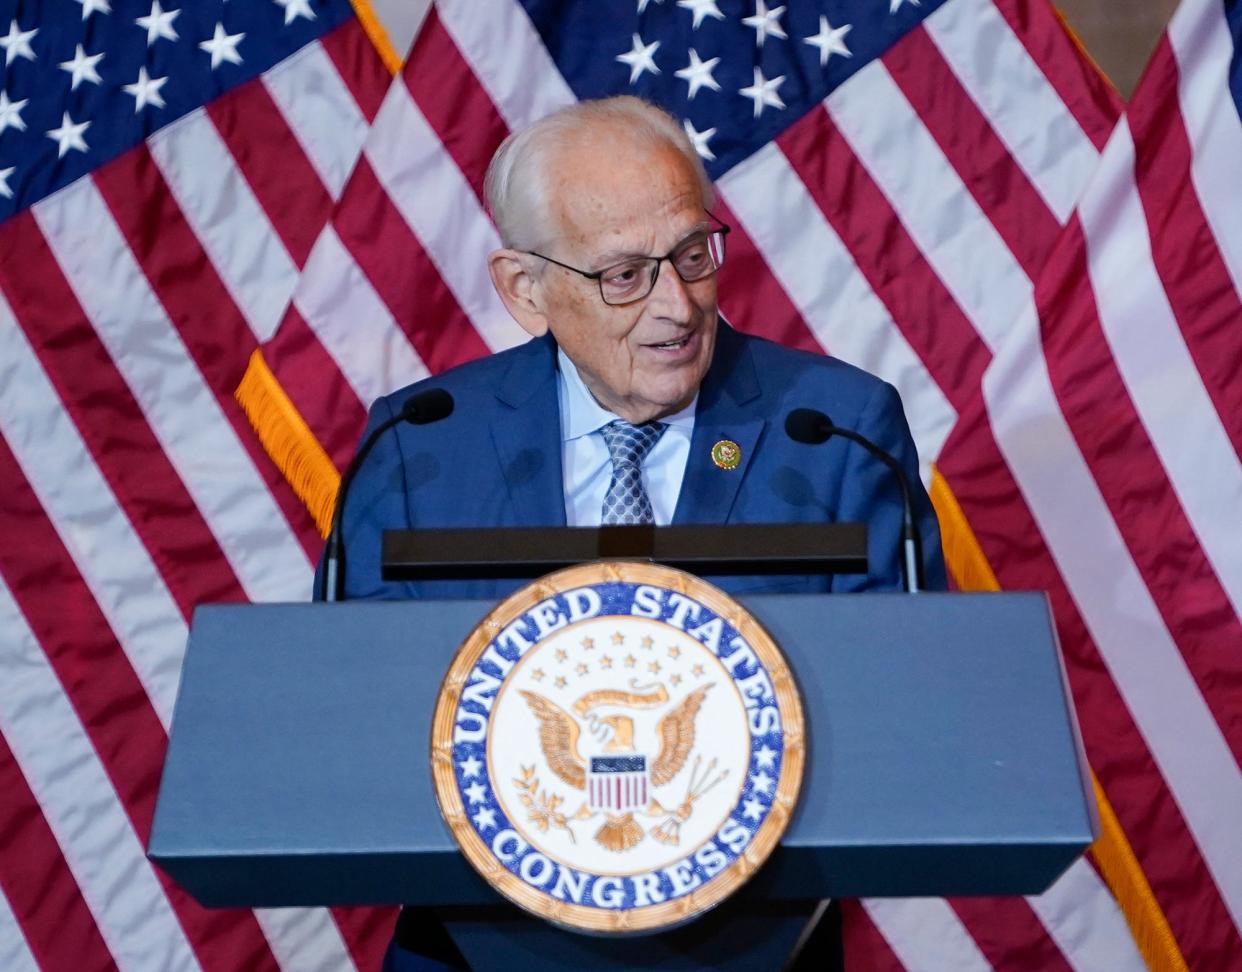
[[522, 216, 731, 306]]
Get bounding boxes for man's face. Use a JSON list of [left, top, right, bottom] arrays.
[[507, 129, 719, 424]]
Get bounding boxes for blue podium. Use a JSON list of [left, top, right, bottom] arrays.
[[149, 590, 1095, 970]]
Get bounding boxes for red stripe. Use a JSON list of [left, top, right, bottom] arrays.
[[320, 17, 393, 124], [0, 434, 282, 972], [1130, 39, 1242, 465], [776, 107, 990, 413], [0, 733, 117, 972], [266, 306, 370, 472], [404, 8, 510, 208], [207, 77, 334, 268], [949, 898, 1074, 971], [92, 149, 324, 565], [330, 906, 396, 972], [841, 902, 907, 972], [990, 0, 1122, 152], [938, 407, 1242, 969], [1037, 217, 1242, 767], [711, 196, 824, 356], [884, 25, 1063, 281], [334, 158, 492, 373], [0, 212, 244, 617]]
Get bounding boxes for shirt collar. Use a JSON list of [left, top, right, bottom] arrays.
[[557, 348, 697, 442]]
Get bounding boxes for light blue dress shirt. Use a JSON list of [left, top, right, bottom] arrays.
[[556, 349, 696, 526]]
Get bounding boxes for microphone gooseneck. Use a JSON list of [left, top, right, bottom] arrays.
[[784, 408, 925, 593], [321, 388, 455, 602]]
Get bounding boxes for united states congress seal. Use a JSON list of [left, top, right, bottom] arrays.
[[430, 561, 805, 934]]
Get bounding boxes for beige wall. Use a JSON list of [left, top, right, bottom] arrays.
[[1055, 0, 1181, 99]]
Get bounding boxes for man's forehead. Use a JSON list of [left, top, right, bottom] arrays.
[[544, 133, 706, 251]]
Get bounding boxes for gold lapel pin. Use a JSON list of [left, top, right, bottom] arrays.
[[711, 439, 742, 470]]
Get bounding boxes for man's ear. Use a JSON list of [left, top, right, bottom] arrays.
[[488, 250, 548, 337]]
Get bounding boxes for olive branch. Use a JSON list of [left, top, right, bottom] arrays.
[[513, 765, 578, 844]]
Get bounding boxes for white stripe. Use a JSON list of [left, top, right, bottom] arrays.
[[864, 898, 993, 972], [437, 0, 575, 130], [1028, 859, 1145, 971], [252, 907, 357, 972], [148, 108, 299, 343], [0, 885, 40, 972], [0, 293, 185, 729], [717, 145, 956, 480], [366, 82, 528, 353], [826, 62, 1031, 351], [983, 300, 1242, 930], [369, 0, 432, 61], [1168, 0, 1242, 295], [923, 0, 1100, 223], [0, 576, 201, 972], [33, 180, 312, 604], [295, 223, 431, 404], [1079, 121, 1242, 620], [262, 40, 370, 201]]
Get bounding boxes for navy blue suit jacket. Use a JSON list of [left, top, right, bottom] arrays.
[[330, 323, 946, 600]]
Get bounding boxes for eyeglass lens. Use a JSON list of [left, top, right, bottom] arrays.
[[599, 230, 727, 305]]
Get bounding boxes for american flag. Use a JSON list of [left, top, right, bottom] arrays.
[[0, 0, 393, 969], [0, 0, 1237, 970]]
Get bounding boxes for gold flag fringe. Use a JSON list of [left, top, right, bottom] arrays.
[[235, 350, 340, 538], [930, 466, 1185, 972], [349, 0, 403, 77]]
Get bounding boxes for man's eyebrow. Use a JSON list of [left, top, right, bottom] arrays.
[[592, 222, 713, 267]]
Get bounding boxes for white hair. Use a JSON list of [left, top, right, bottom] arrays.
[[483, 96, 715, 250]]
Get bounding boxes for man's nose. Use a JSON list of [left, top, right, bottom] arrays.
[[646, 258, 695, 319]]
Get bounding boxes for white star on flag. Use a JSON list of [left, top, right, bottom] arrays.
[[616, 33, 660, 85], [0, 91, 28, 135], [753, 744, 777, 769], [200, 23, 245, 69], [0, 166, 13, 200], [472, 806, 497, 830], [0, 20, 37, 66], [59, 45, 105, 91], [458, 754, 483, 778], [750, 771, 774, 795], [742, 0, 786, 48], [804, 16, 852, 66], [123, 66, 168, 112], [273, 0, 316, 26], [742, 797, 765, 821], [676, 0, 724, 29], [889, 0, 921, 14], [46, 112, 90, 158], [464, 781, 488, 804], [136, 1, 179, 46], [682, 118, 716, 160], [75, 0, 112, 19], [675, 48, 721, 100], [636, 0, 663, 12], [739, 65, 786, 117]]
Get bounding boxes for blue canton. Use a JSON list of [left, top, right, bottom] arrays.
[[518, 0, 948, 180], [0, 0, 355, 221]]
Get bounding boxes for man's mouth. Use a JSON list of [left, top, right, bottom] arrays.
[[644, 331, 695, 353]]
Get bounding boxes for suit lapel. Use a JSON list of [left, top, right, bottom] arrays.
[[673, 324, 766, 525], [490, 334, 568, 527]]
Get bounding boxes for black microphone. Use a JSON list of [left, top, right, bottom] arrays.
[[785, 407, 925, 593], [321, 388, 455, 602]]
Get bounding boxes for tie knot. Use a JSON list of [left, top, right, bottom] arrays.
[[600, 420, 666, 469]]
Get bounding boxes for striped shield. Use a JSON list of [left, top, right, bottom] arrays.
[[588, 755, 649, 814]]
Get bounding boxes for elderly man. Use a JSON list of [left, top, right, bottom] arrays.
[[334, 96, 945, 603], [336, 96, 946, 970]]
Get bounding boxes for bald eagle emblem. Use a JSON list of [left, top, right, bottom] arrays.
[[518, 681, 725, 852]]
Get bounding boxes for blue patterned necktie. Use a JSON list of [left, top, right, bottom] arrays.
[[600, 420, 667, 525]]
